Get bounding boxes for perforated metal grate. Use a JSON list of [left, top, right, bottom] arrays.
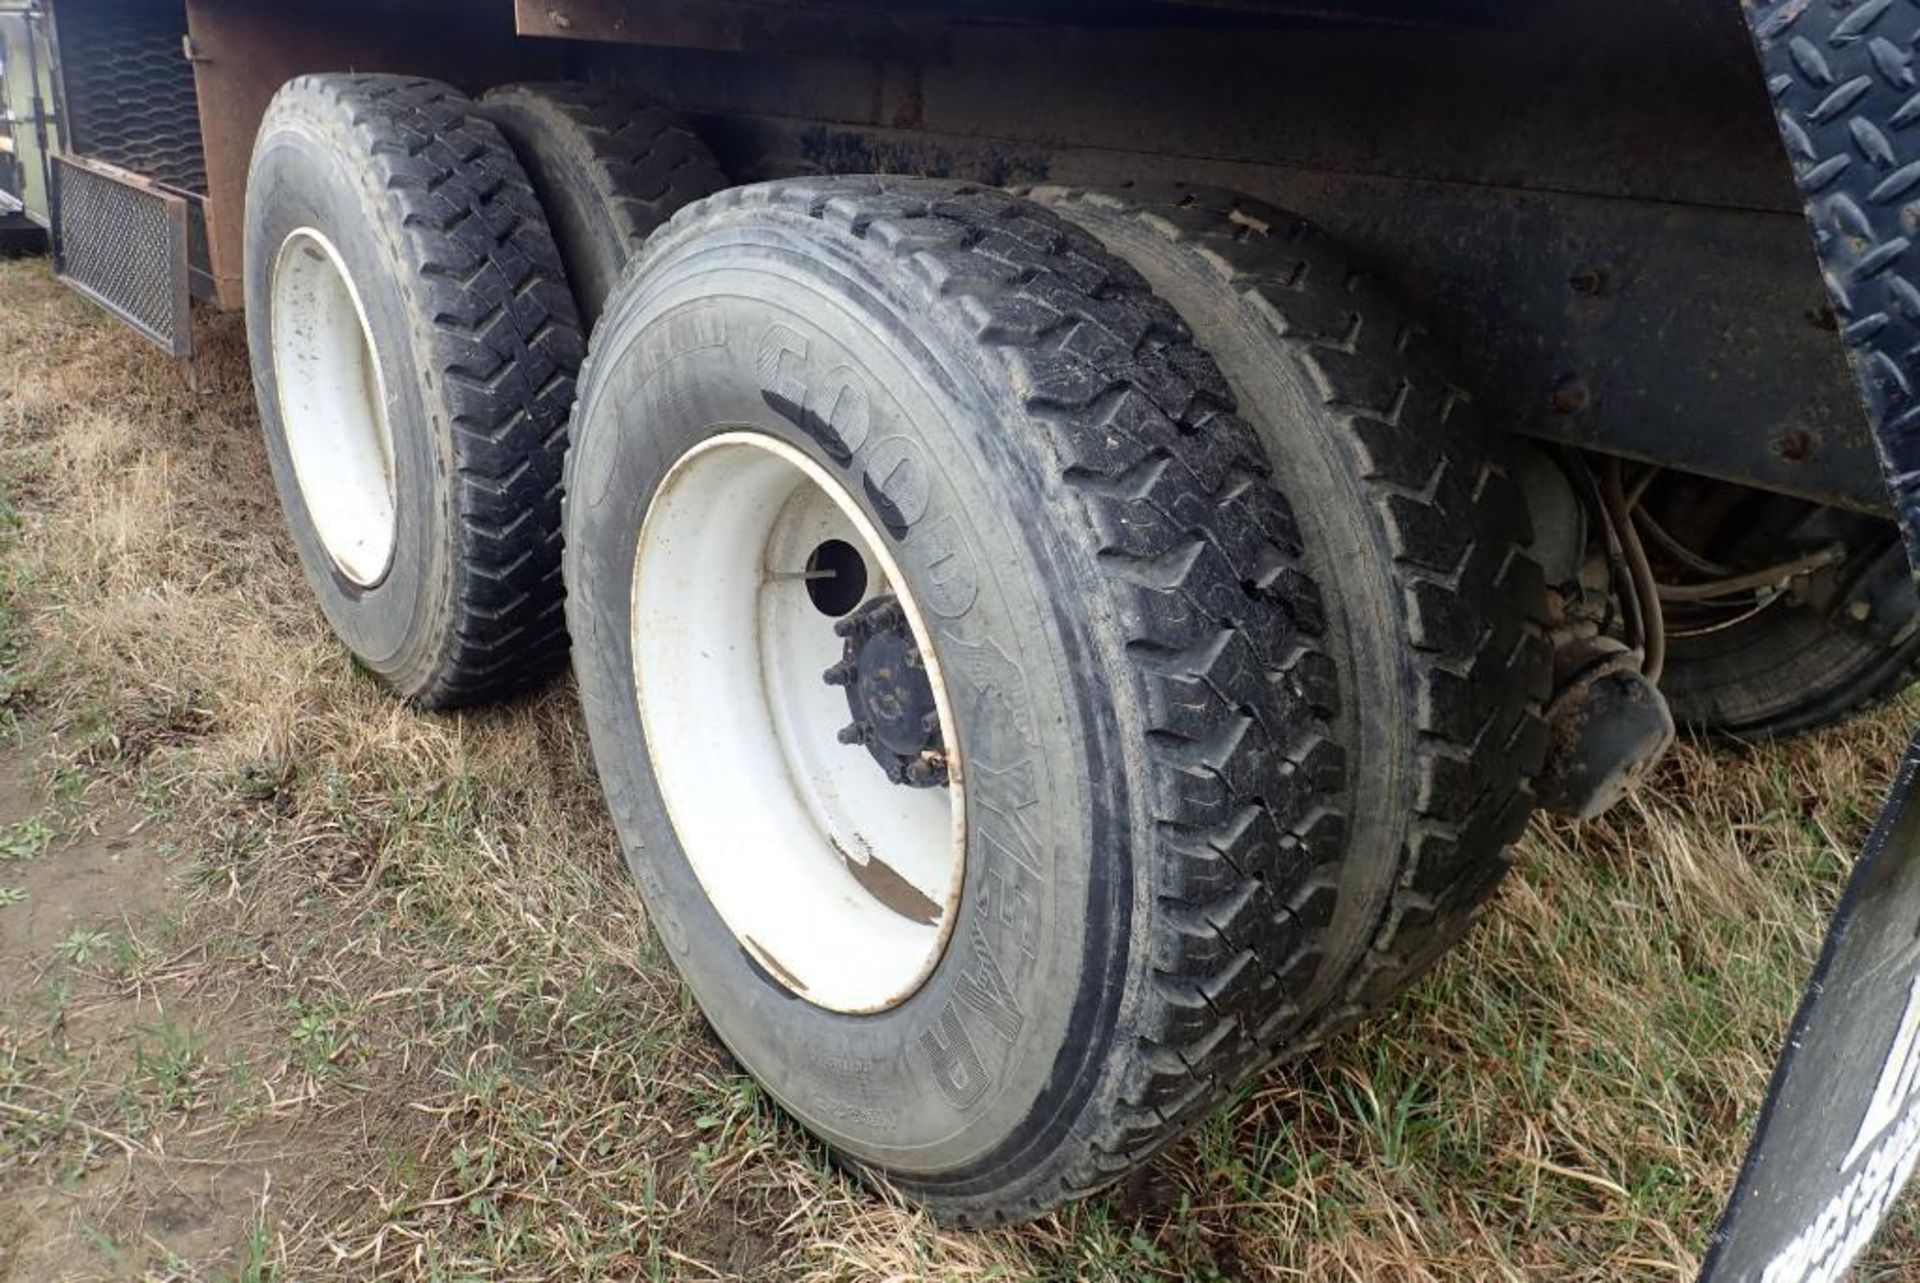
[[52, 155, 190, 357], [54, 0, 205, 194]]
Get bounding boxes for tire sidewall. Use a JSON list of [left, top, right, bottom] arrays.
[[565, 213, 1134, 1180], [244, 112, 453, 687]]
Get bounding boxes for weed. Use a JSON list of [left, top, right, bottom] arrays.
[[128, 1019, 206, 1113], [225, 1215, 273, 1283], [0, 815, 49, 861], [54, 926, 111, 965], [286, 995, 354, 1077]]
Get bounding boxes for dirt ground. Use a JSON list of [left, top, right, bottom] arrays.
[[3, 252, 1920, 1280]]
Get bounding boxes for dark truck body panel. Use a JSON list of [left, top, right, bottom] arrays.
[[0, 0, 1880, 512]]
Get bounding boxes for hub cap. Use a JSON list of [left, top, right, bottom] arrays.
[[825, 596, 951, 788]]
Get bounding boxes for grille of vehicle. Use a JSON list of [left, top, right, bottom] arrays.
[[53, 0, 205, 194], [52, 155, 191, 357]]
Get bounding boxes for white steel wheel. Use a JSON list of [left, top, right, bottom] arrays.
[[632, 432, 966, 1015], [269, 226, 397, 587]]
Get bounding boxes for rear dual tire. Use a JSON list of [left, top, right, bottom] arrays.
[[565, 176, 1555, 1221], [1033, 183, 1551, 1033], [478, 81, 727, 327], [565, 179, 1348, 1221]]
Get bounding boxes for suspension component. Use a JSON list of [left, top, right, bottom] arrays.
[[1536, 633, 1675, 821]]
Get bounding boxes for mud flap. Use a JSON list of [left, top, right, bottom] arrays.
[[1721, 2, 1920, 1276], [1701, 740, 1920, 1280]]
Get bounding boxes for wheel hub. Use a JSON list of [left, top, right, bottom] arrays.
[[825, 596, 949, 788]]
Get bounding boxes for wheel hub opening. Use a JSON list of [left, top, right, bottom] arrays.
[[804, 537, 868, 616]]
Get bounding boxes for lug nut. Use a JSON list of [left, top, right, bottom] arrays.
[[838, 722, 870, 746], [822, 660, 857, 686]]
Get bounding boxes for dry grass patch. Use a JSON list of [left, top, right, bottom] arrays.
[[1, 253, 1918, 1279]]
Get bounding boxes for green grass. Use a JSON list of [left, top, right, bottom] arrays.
[[0, 816, 50, 861], [0, 258, 1916, 1280]]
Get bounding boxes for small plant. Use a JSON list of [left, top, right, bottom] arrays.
[[106, 928, 154, 978], [0, 887, 26, 907], [286, 996, 355, 1076], [227, 1215, 273, 1283], [688, 1072, 776, 1172], [47, 764, 88, 805], [56, 926, 112, 965], [0, 816, 50, 862], [131, 1020, 206, 1111]]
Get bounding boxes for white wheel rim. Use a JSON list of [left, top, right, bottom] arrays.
[[270, 227, 397, 587], [632, 433, 967, 1014]]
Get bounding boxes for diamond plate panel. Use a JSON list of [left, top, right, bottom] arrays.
[[1744, 0, 1920, 571], [51, 155, 189, 358], [1712, 9, 1920, 1281]]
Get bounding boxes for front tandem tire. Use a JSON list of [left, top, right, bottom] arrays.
[[564, 178, 1348, 1222], [244, 74, 583, 707]]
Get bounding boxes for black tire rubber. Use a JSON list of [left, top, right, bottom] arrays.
[[1665, 624, 1920, 739], [1651, 491, 1920, 738], [478, 81, 726, 328], [244, 74, 583, 707], [565, 177, 1348, 1223], [0, 223, 45, 259], [1032, 183, 1551, 1043]]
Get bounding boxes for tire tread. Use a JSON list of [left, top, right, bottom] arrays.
[[479, 81, 728, 322], [265, 74, 583, 706], [1030, 184, 1552, 1064]]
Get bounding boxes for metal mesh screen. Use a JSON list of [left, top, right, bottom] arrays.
[[53, 156, 190, 357], [54, 0, 205, 194]]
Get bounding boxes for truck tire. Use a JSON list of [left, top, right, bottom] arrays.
[[564, 177, 1347, 1222], [478, 82, 726, 328], [1032, 183, 1551, 1038], [1646, 483, 1920, 739], [244, 74, 583, 707], [1665, 617, 1920, 739]]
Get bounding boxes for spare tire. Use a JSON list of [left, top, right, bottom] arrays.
[[244, 74, 583, 706], [564, 178, 1347, 1222], [478, 81, 726, 327]]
